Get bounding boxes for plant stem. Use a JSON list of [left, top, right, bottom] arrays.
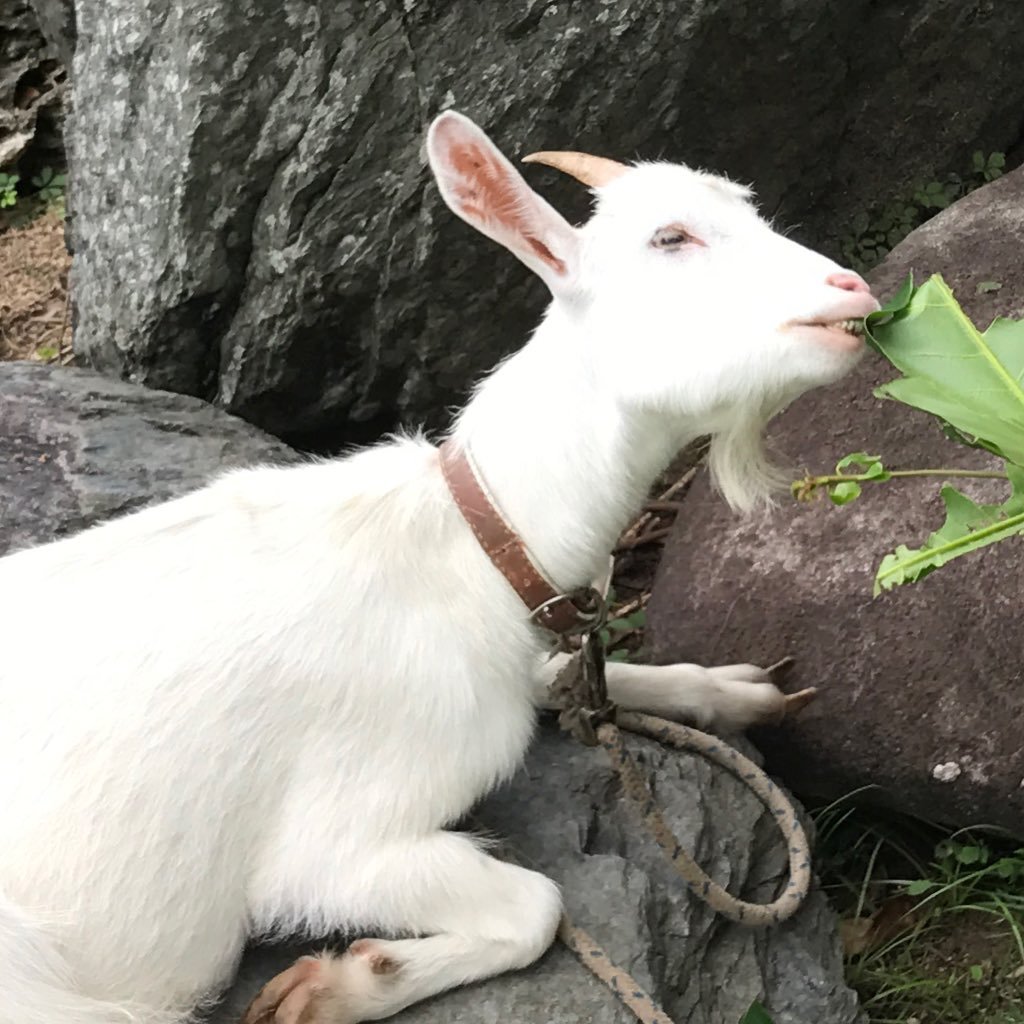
[[798, 467, 1007, 490], [791, 466, 1011, 503], [860, 468, 1007, 480]]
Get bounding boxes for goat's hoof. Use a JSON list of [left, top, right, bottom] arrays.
[[239, 955, 331, 1024], [766, 655, 796, 678], [782, 686, 817, 718]]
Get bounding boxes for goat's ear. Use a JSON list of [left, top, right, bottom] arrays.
[[426, 111, 580, 296]]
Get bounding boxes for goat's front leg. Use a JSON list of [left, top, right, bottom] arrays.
[[241, 831, 560, 1024], [535, 652, 795, 733]]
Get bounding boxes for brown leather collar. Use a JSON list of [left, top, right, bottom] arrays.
[[439, 440, 604, 635]]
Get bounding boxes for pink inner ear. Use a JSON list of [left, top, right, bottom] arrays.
[[449, 141, 566, 275]]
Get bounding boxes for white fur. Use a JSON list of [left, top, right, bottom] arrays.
[[0, 111, 877, 1024]]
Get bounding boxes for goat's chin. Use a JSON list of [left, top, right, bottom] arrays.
[[707, 408, 786, 515]]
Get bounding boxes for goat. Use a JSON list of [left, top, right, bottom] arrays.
[[0, 110, 878, 1024]]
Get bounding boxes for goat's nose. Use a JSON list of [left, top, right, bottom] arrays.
[[826, 271, 871, 294]]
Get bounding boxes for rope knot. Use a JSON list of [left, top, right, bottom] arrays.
[[549, 637, 617, 747]]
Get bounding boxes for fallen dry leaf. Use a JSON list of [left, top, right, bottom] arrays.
[[0, 209, 72, 363], [841, 894, 918, 957]]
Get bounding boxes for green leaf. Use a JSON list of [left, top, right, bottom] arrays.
[[906, 879, 936, 896], [969, 964, 984, 983], [828, 481, 862, 506], [606, 649, 630, 663], [839, 451, 876, 470], [994, 857, 1024, 879], [835, 452, 888, 479], [865, 272, 914, 339], [867, 275, 1024, 467], [739, 1001, 774, 1024], [874, 465, 1024, 594], [956, 843, 987, 865], [976, 280, 1002, 294]]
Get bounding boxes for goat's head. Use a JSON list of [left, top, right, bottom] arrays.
[[426, 111, 879, 510]]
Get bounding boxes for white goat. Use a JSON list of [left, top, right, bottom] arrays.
[[0, 111, 878, 1024]]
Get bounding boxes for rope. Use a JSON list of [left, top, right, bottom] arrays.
[[602, 713, 811, 925], [557, 917, 675, 1024], [549, 644, 814, 1022]]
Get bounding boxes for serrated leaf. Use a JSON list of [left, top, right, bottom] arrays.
[[829, 481, 862, 505], [866, 275, 1024, 467], [874, 465, 1024, 595]]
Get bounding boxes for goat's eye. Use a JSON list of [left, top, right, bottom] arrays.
[[650, 224, 697, 251]]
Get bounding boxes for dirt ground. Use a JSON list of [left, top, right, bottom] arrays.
[[0, 209, 72, 364]]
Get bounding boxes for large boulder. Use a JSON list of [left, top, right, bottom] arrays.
[[53, 0, 1024, 444], [0, 0, 64, 168], [1, 363, 861, 1023], [647, 166, 1024, 834], [0, 362, 296, 556], [210, 723, 861, 1024]]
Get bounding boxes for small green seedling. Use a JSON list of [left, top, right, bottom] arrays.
[[0, 172, 19, 208]]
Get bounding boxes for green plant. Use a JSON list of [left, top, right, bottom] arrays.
[[812, 797, 1024, 1023], [599, 606, 646, 662], [840, 152, 1005, 274], [0, 172, 18, 208], [31, 166, 66, 209], [793, 274, 1024, 594], [739, 1001, 774, 1024]]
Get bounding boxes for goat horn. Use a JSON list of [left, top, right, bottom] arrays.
[[521, 150, 628, 188]]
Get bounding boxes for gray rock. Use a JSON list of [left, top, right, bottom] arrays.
[[27, 0, 75, 69], [0, 0, 65, 168], [207, 723, 862, 1024], [0, 362, 296, 556], [647, 166, 1024, 835], [61, 0, 1024, 443]]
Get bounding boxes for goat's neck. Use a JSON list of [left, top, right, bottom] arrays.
[[451, 306, 691, 591]]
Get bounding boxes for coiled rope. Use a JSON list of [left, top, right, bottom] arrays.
[[549, 638, 813, 1023]]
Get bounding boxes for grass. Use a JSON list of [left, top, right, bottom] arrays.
[[812, 792, 1024, 1023]]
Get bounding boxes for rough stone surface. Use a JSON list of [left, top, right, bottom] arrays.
[[0, 362, 295, 557], [62, 0, 1024, 444], [0, 0, 65, 168], [27, 0, 75, 69], [207, 723, 862, 1024], [647, 167, 1024, 835]]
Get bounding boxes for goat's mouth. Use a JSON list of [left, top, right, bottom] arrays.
[[789, 317, 868, 353]]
